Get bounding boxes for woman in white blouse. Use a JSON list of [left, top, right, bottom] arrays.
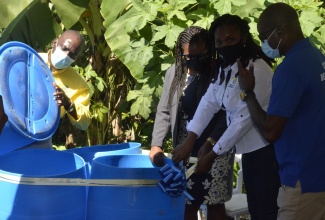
[[172, 14, 281, 220]]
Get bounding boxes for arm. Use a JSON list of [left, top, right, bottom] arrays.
[[198, 110, 227, 158], [237, 59, 287, 142], [244, 92, 287, 142], [187, 82, 222, 137], [172, 131, 198, 164], [53, 69, 92, 131], [195, 59, 273, 174], [150, 67, 175, 165], [66, 85, 92, 131], [53, 82, 78, 120], [172, 83, 221, 164]]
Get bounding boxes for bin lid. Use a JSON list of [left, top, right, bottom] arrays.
[[0, 41, 60, 140]]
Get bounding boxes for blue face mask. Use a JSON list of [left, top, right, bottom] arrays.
[[261, 28, 282, 59], [51, 46, 75, 69]]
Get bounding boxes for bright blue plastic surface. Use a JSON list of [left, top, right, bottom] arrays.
[[67, 142, 142, 177], [0, 41, 60, 154], [67, 142, 142, 164], [87, 154, 185, 220], [0, 149, 87, 220]]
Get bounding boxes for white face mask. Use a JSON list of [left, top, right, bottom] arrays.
[[261, 28, 282, 59], [51, 46, 75, 69]]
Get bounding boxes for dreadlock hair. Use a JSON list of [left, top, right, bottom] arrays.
[[168, 26, 211, 107], [208, 14, 274, 69]]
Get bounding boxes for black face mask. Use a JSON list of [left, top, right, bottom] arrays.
[[184, 58, 207, 72], [216, 42, 244, 66]]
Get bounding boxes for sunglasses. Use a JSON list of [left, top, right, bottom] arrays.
[[182, 53, 207, 60]]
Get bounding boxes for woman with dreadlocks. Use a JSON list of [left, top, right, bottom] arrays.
[[150, 26, 235, 220], [172, 15, 281, 220]]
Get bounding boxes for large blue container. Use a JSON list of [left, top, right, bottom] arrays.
[[67, 142, 142, 173], [87, 154, 185, 220], [0, 42, 60, 155], [0, 149, 87, 220]]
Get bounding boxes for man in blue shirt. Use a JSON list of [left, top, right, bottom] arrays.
[[237, 2, 325, 220]]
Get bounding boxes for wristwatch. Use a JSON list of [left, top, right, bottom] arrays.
[[240, 90, 254, 102], [206, 137, 216, 146], [67, 102, 75, 113]]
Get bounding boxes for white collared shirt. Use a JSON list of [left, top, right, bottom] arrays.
[[187, 59, 273, 154]]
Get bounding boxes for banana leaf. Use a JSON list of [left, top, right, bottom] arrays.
[[0, 0, 61, 51]]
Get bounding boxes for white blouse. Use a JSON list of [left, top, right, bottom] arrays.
[[187, 59, 273, 154]]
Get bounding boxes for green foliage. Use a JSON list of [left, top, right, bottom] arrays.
[[1, 0, 324, 148], [0, 0, 62, 50], [103, 0, 325, 122], [74, 64, 108, 96], [52, 145, 67, 151], [51, 0, 89, 29], [0, 0, 34, 28]]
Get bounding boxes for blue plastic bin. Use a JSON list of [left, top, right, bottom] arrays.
[[67, 142, 142, 174], [87, 154, 185, 220], [0, 149, 87, 220]]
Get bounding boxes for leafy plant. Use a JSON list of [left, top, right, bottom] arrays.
[[103, 0, 325, 124], [0, 0, 324, 149]]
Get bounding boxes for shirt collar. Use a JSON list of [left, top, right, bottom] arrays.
[[221, 62, 238, 75]]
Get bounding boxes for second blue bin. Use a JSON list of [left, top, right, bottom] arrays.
[[87, 154, 185, 220]]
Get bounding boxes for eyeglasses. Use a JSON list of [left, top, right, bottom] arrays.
[[182, 53, 207, 60], [258, 23, 299, 41], [258, 26, 279, 41]]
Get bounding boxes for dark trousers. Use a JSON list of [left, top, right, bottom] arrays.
[[242, 144, 280, 220]]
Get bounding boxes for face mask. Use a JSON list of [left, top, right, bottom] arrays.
[[51, 47, 75, 69], [184, 58, 207, 72], [261, 28, 282, 58], [261, 40, 281, 58], [216, 42, 244, 66], [182, 53, 207, 71]]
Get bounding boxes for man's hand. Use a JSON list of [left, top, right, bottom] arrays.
[[0, 96, 8, 134], [195, 150, 217, 175], [149, 146, 166, 167], [237, 59, 255, 91], [53, 82, 71, 109]]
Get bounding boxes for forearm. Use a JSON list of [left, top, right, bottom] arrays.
[[209, 110, 227, 142], [206, 149, 218, 161], [184, 131, 198, 147], [151, 109, 171, 148], [64, 101, 77, 119], [245, 92, 268, 137]]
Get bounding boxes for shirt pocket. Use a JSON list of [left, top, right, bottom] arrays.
[[223, 79, 241, 111]]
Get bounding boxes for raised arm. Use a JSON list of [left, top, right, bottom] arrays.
[[237, 59, 287, 142]]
